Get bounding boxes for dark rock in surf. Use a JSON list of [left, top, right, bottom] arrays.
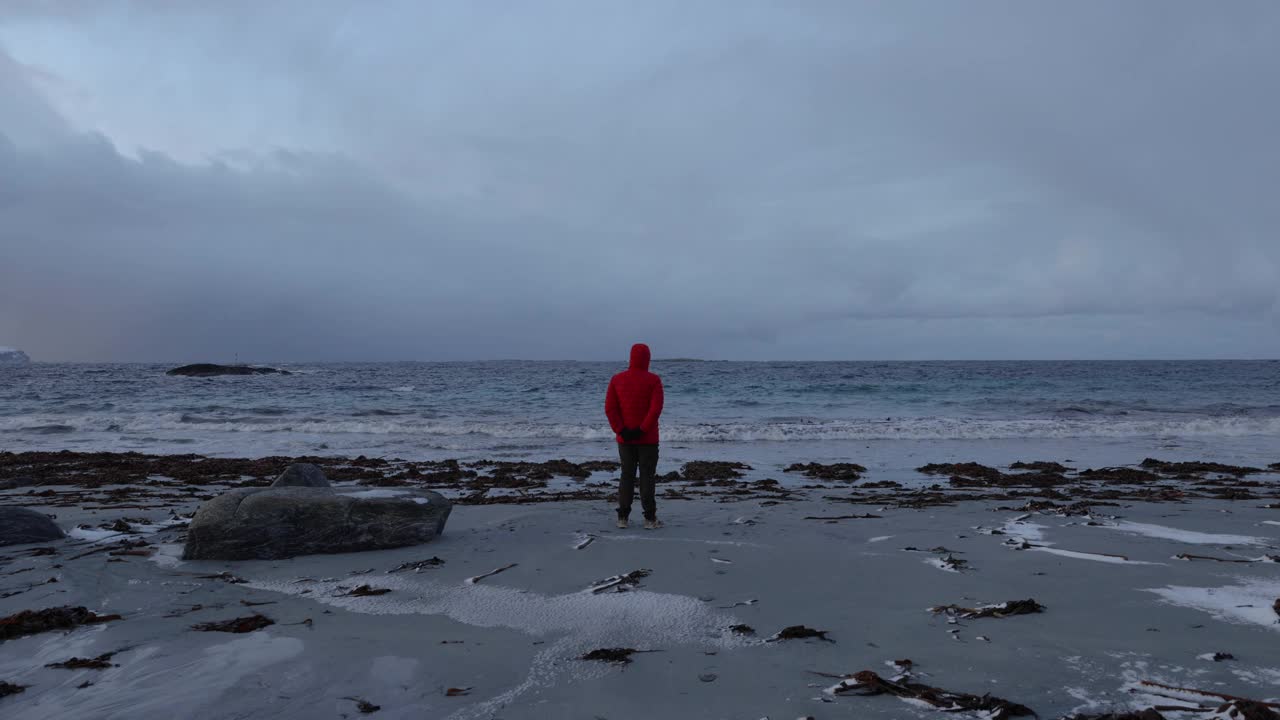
[[271, 463, 330, 488], [182, 487, 451, 561], [166, 363, 290, 377], [0, 507, 64, 547]]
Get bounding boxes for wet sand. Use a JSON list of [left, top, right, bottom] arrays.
[[1, 454, 1278, 719]]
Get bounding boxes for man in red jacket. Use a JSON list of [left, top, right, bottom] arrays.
[[605, 343, 665, 529]]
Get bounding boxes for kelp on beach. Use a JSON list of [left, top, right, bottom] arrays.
[[3, 453, 1277, 514]]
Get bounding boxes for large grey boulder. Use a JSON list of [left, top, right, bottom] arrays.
[[182, 487, 451, 560], [0, 507, 64, 547], [271, 463, 330, 488]]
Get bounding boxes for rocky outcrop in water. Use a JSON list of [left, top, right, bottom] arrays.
[[0, 507, 64, 547], [182, 486, 451, 560], [166, 364, 290, 377]]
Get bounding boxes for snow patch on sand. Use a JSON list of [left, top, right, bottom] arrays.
[[68, 527, 126, 543], [342, 488, 410, 499], [1145, 578, 1280, 632], [1101, 521, 1270, 546], [924, 557, 963, 573], [1032, 547, 1162, 565], [147, 542, 185, 569], [68, 522, 184, 545], [868, 535, 893, 543], [1001, 518, 1048, 542], [599, 534, 765, 548]]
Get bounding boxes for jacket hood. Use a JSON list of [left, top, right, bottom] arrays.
[[629, 343, 651, 372]]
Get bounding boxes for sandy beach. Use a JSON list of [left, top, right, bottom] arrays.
[[2, 453, 1278, 719]]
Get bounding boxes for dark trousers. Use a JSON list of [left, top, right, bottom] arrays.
[[617, 443, 659, 520]]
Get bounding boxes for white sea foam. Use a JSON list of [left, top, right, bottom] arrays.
[[245, 572, 746, 715], [245, 574, 746, 648]]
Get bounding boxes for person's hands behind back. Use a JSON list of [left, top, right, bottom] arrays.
[[620, 428, 644, 442]]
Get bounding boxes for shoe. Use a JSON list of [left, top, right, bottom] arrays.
[[616, 517, 629, 529], [643, 518, 663, 530]]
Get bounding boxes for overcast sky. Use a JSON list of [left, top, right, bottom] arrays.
[[2, 2, 1278, 362]]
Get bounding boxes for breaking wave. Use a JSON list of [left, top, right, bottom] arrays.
[[4, 413, 1280, 442]]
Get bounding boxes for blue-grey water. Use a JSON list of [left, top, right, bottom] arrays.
[[2, 361, 1278, 476]]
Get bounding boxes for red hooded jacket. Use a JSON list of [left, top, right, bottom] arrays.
[[605, 344, 664, 445]]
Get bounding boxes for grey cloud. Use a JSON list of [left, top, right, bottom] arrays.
[[1, 2, 1278, 361]]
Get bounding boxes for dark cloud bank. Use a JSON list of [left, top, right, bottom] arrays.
[[1, 2, 1278, 362]]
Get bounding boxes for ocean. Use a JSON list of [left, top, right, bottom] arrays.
[[2, 361, 1278, 477]]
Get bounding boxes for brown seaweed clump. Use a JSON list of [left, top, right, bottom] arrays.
[[785, 462, 867, 481], [928, 599, 1045, 619], [581, 648, 640, 664], [0, 606, 122, 642], [827, 670, 1034, 719], [769, 625, 834, 643], [0, 680, 28, 698], [190, 614, 274, 634], [46, 652, 119, 670]]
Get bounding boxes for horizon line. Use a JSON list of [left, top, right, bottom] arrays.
[[17, 357, 1280, 365]]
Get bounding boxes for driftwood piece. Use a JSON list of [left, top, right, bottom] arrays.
[[466, 563, 517, 585], [586, 569, 651, 594]]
